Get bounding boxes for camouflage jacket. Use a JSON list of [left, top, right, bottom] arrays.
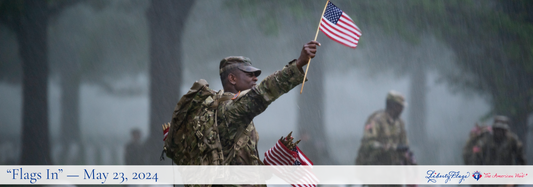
[[216, 60, 305, 166], [355, 110, 408, 165], [476, 131, 526, 165], [462, 125, 492, 165]]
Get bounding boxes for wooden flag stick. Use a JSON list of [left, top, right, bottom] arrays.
[[300, 0, 329, 94]]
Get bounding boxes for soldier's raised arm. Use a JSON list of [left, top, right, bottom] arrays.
[[218, 41, 320, 128]]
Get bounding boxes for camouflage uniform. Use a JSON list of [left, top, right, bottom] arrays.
[[355, 109, 408, 165], [468, 116, 526, 187], [356, 91, 408, 165], [462, 124, 492, 165], [355, 92, 409, 187], [211, 57, 304, 187], [477, 122, 526, 165]]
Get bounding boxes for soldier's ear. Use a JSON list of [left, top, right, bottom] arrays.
[[228, 73, 237, 85]]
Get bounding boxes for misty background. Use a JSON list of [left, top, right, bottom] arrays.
[[0, 0, 531, 175]]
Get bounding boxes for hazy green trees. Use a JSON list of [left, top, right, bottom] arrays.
[[0, 0, 149, 165], [225, 0, 533, 164], [353, 0, 533, 147]]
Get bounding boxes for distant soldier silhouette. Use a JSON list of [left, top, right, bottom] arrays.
[[465, 116, 526, 187], [463, 123, 492, 165], [477, 116, 526, 165], [355, 91, 414, 187], [125, 128, 144, 165]]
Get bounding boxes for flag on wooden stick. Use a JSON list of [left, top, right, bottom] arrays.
[[300, 1, 362, 94], [319, 1, 362, 48]]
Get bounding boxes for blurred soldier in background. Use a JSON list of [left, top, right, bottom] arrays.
[[355, 91, 414, 187], [463, 123, 492, 165], [465, 116, 526, 187], [355, 91, 410, 165], [477, 116, 526, 165], [125, 128, 145, 165]]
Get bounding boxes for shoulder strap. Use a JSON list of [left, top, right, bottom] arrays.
[[211, 90, 233, 165], [211, 110, 224, 165], [210, 91, 232, 109]]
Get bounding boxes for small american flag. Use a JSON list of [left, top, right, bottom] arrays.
[[264, 140, 318, 187], [319, 1, 361, 48], [162, 122, 170, 141]]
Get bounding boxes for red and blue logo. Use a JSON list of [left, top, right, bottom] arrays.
[[472, 171, 482, 181]]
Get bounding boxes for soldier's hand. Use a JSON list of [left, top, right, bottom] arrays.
[[396, 144, 409, 152], [296, 40, 321, 71]]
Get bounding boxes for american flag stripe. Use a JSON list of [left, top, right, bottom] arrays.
[[267, 142, 292, 164], [319, 1, 361, 49], [320, 18, 358, 46], [303, 171, 319, 184], [282, 170, 312, 187], [269, 166, 304, 186], [264, 140, 317, 187], [275, 141, 295, 160], [273, 150, 292, 165], [322, 17, 360, 41], [297, 172, 315, 186], [265, 148, 290, 165], [296, 147, 313, 165], [265, 157, 317, 187], [320, 20, 353, 42], [297, 165, 318, 182], [339, 14, 362, 34]]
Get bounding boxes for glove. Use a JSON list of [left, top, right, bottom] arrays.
[[396, 144, 409, 152]]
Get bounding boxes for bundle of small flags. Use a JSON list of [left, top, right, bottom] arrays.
[[263, 132, 318, 187], [162, 122, 170, 141]]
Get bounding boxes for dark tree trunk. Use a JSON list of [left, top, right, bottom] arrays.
[[407, 63, 428, 161], [59, 70, 82, 164], [18, 0, 52, 165], [511, 74, 532, 150], [296, 53, 332, 165], [55, 22, 83, 164], [408, 64, 428, 143], [512, 108, 529, 150], [145, 0, 195, 165]]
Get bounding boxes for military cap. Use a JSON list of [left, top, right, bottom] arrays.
[[219, 56, 261, 77], [492, 115, 510, 130], [386, 90, 407, 106], [493, 115, 509, 124]]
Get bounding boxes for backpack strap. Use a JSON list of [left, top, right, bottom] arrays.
[[211, 110, 224, 165], [209, 91, 233, 165], [210, 93, 232, 109]]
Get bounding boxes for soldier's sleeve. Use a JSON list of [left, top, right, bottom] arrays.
[[514, 137, 526, 165], [220, 60, 305, 128], [360, 115, 383, 149]]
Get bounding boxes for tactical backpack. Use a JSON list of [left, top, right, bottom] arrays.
[[163, 79, 232, 165], [462, 123, 491, 165]]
